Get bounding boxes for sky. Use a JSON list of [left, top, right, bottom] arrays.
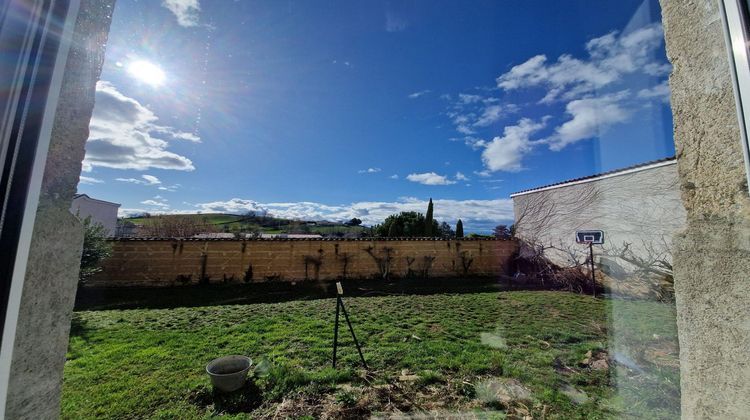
[[76, 0, 674, 232]]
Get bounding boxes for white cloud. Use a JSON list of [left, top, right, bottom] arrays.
[[85, 81, 197, 171], [141, 174, 162, 185], [496, 23, 666, 102], [79, 176, 103, 185], [406, 172, 457, 185], [447, 23, 670, 176], [548, 91, 631, 151], [408, 90, 430, 99], [115, 178, 141, 184], [451, 136, 487, 150], [390, 174, 399, 179], [332, 59, 353, 68], [637, 80, 670, 102], [496, 55, 548, 91], [115, 174, 162, 185], [458, 94, 483, 104], [162, 0, 200, 27], [358, 167, 381, 174], [481, 118, 546, 172], [385, 11, 408, 32], [158, 184, 181, 192], [446, 93, 517, 136], [448, 111, 477, 135], [153, 126, 200, 142], [474, 104, 505, 127], [643, 62, 671, 76], [455, 172, 469, 181], [140, 199, 169, 208], [456, 124, 476, 135], [171, 197, 515, 232]]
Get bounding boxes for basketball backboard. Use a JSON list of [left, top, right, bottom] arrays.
[[576, 230, 604, 244]]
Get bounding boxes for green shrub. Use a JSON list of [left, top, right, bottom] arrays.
[[79, 217, 112, 284], [335, 390, 358, 407], [262, 364, 308, 399], [417, 370, 445, 386], [373, 211, 439, 237]]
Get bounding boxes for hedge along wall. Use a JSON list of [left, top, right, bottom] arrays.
[[88, 238, 518, 287]]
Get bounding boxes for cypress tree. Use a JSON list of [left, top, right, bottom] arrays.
[[456, 219, 464, 238], [424, 198, 434, 236]]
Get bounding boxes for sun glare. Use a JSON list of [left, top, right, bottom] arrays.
[[126, 60, 166, 86]]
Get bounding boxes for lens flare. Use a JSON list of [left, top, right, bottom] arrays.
[[127, 60, 166, 86]]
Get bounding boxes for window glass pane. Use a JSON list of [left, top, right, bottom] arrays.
[[59, 1, 685, 418], [25, 0, 750, 418]]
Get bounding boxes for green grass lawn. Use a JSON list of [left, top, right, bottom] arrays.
[[62, 291, 680, 419]]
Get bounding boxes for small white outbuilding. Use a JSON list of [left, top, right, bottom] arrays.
[[69, 194, 120, 237]]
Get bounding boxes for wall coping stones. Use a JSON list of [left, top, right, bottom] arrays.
[[108, 237, 514, 242]]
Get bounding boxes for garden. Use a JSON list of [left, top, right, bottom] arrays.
[[62, 290, 680, 419]]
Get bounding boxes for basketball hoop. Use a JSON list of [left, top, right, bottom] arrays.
[[576, 230, 604, 244], [575, 230, 604, 298]]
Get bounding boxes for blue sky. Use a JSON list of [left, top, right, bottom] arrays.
[[77, 0, 674, 232]]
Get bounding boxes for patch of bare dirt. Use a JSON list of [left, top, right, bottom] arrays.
[[642, 340, 679, 368], [218, 374, 544, 419], [579, 349, 610, 370]]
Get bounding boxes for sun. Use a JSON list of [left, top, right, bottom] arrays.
[[126, 60, 166, 86]]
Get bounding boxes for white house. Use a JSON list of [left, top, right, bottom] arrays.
[[69, 194, 120, 236], [510, 158, 686, 279], [258, 233, 323, 239], [192, 233, 236, 239]]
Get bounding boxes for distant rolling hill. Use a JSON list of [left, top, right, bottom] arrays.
[[123, 213, 366, 236]]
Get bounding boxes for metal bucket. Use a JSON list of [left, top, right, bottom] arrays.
[[205, 355, 253, 392]]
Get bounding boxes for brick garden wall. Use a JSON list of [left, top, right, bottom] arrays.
[[88, 238, 518, 287]]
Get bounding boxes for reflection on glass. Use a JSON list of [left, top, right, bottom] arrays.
[[64, 0, 681, 418]]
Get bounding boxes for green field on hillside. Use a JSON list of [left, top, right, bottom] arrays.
[[124, 213, 367, 236]]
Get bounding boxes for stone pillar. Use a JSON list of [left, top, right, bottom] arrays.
[[4, 1, 114, 418], [660, 1, 750, 418]]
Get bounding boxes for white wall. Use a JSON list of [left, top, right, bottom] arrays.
[[512, 162, 686, 276], [70, 195, 119, 236]]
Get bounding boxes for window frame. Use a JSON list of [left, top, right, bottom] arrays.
[[0, 0, 81, 414], [720, 0, 750, 192]]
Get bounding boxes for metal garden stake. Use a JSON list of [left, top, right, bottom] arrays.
[[332, 282, 368, 369]]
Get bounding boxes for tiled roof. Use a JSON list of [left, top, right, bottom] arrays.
[[509, 156, 677, 197], [71, 193, 121, 207]]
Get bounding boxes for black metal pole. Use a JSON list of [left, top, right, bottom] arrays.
[[339, 298, 368, 369], [332, 296, 341, 368], [589, 242, 596, 298]]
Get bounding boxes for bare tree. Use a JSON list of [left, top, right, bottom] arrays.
[[514, 239, 594, 293], [603, 236, 673, 278], [138, 215, 218, 238], [513, 182, 601, 246], [599, 236, 675, 301]]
